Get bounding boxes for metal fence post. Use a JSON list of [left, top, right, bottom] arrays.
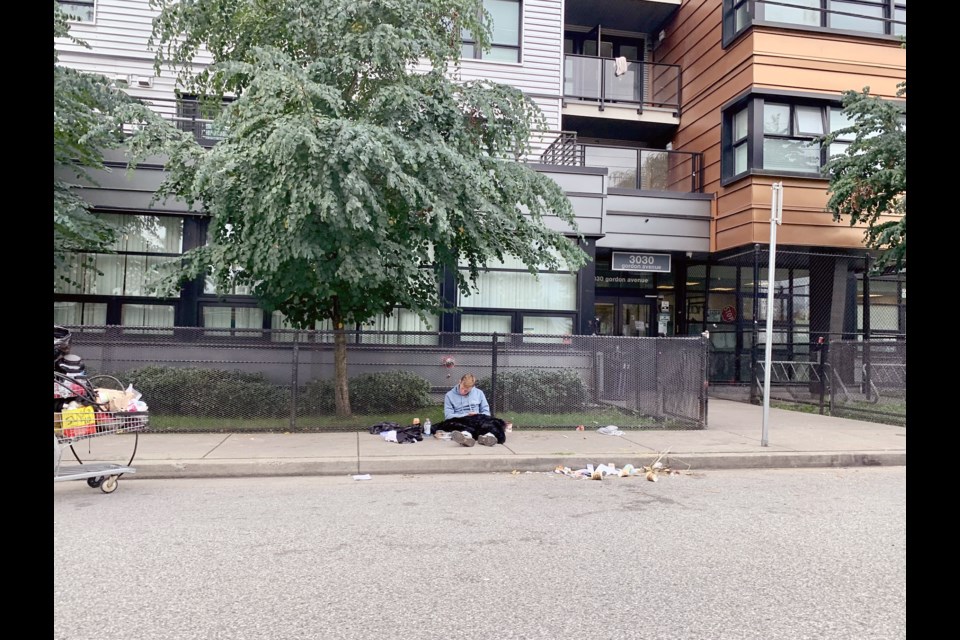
[[290, 330, 300, 431], [701, 333, 710, 428], [824, 339, 834, 415], [818, 337, 827, 415], [863, 255, 872, 401], [491, 332, 499, 415]]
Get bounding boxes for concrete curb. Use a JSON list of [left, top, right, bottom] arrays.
[[120, 451, 907, 479]]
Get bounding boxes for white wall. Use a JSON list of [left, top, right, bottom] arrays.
[[55, 0, 209, 120], [55, 0, 565, 158]]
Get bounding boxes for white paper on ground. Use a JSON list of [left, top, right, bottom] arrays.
[[352, 474, 372, 480]]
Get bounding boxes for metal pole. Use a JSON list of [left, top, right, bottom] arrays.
[[863, 255, 872, 401], [762, 182, 783, 447], [290, 329, 300, 432], [491, 332, 499, 415]]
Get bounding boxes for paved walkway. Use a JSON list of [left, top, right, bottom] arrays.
[[54, 399, 906, 481]]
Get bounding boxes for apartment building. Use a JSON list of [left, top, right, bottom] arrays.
[[54, 0, 906, 383]]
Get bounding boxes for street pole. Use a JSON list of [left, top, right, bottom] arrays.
[[762, 182, 783, 447]]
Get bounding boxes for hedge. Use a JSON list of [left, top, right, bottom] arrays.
[[118, 365, 432, 417], [478, 368, 587, 413]]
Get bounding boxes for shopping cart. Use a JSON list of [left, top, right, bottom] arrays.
[[53, 327, 149, 493]]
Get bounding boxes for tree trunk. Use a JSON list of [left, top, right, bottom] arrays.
[[332, 312, 352, 418]]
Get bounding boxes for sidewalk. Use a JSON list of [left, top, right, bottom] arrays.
[[59, 399, 906, 480]]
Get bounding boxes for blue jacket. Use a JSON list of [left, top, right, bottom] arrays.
[[443, 385, 491, 420]]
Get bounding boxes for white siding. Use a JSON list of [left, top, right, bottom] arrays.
[[455, 0, 564, 131], [56, 0, 210, 107], [57, 0, 565, 134]]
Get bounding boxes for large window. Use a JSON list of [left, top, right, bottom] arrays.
[[271, 310, 439, 345], [462, 0, 522, 62], [202, 305, 264, 336], [457, 251, 577, 341], [121, 304, 175, 334], [54, 214, 184, 297], [722, 96, 890, 181], [857, 276, 905, 335], [54, 301, 107, 326], [723, 0, 906, 45], [761, 103, 822, 173], [57, 1, 95, 22]]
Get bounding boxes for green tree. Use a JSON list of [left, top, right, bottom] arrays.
[[148, 0, 589, 417], [822, 76, 906, 272], [54, 3, 180, 286]]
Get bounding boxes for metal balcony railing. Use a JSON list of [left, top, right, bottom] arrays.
[[563, 55, 682, 115], [122, 95, 225, 147], [540, 131, 583, 167], [540, 132, 702, 193]]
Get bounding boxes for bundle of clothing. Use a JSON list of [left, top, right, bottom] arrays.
[[433, 415, 507, 444], [368, 421, 423, 444]]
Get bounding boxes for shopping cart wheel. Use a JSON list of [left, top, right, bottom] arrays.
[[87, 476, 105, 488], [100, 476, 119, 494]]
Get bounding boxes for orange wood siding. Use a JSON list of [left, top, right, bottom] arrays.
[[752, 30, 905, 98]]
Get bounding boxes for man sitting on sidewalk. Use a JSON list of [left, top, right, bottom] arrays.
[[439, 373, 505, 447]]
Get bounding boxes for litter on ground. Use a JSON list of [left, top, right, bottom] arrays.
[[597, 425, 624, 436], [553, 450, 683, 481]]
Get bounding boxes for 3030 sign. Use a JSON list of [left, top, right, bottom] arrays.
[[611, 252, 671, 273]]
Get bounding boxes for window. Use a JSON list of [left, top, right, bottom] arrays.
[[827, 107, 856, 158], [732, 107, 749, 175], [762, 102, 821, 173], [54, 301, 107, 327], [828, 0, 886, 34], [360, 309, 439, 345], [723, 0, 905, 45], [522, 315, 574, 344], [462, 0, 521, 62], [722, 96, 901, 181], [58, 1, 95, 22], [54, 214, 185, 297], [204, 273, 253, 296], [457, 249, 577, 341], [271, 311, 439, 345], [461, 314, 512, 341], [202, 306, 264, 336], [459, 271, 576, 310], [857, 277, 905, 334], [271, 312, 335, 343], [121, 304, 175, 334]]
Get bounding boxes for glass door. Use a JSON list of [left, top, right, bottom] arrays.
[[594, 297, 657, 337], [620, 301, 652, 337]]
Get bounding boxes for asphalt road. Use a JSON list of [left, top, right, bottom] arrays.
[[54, 467, 906, 640]]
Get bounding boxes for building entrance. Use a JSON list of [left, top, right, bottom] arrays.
[[594, 296, 658, 337]]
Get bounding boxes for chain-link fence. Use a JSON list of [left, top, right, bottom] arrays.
[[62, 327, 709, 433], [708, 247, 906, 426]]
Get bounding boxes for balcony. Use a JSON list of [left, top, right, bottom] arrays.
[[124, 95, 225, 147], [563, 55, 681, 117], [541, 132, 702, 194]]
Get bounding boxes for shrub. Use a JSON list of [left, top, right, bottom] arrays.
[[478, 368, 587, 413], [299, 371, 432, 415], [298, 378, 335, 415], [348, 371, 432, 413], [114, 366, 432, 417], [116, 365, 289, 418]]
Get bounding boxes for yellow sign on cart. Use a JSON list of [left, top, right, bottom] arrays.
[[60, 406, 96, 437]]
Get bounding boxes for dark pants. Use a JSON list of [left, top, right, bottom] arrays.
[[434, 415, 507, 444]]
